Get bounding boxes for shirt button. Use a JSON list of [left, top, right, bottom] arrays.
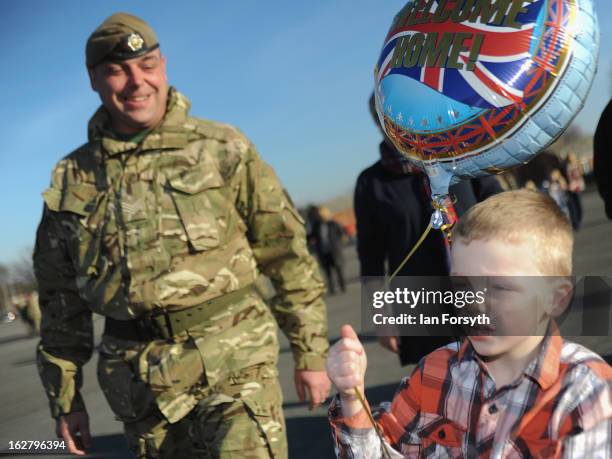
[[488, 404, 498, 414]]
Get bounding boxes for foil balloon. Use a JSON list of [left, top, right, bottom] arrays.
[[374, 0, 599, 230]]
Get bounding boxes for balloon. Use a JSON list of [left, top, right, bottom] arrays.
[[374, 0, 599, 207]]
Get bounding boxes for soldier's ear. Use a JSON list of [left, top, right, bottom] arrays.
[[160, 53, 168, 81], [87, 66, 98, 92]]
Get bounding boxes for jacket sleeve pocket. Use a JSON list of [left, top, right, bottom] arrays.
[[58, 183, 99, 217]]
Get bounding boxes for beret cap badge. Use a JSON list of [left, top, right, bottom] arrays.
[[126, 33, 145, 52], [86, 13, 159, 67]]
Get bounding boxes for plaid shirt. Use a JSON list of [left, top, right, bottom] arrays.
[[329, 334, 612, 458]]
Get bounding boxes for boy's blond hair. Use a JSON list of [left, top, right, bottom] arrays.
[[453, 189, 573, 275]]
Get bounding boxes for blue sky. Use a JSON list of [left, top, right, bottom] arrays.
[[0, 1, 610, 265]]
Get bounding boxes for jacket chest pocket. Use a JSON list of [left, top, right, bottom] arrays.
[[166, 166, 232, 251]]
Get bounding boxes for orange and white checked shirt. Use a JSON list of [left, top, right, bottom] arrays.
[[329, 334, 611, 458]]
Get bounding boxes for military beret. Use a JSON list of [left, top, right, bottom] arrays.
[[86, 12, 159, 67]]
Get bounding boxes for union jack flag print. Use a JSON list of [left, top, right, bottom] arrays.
[[376, 0, 546, 109], [375, 0, 573, 162]]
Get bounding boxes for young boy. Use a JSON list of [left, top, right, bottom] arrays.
[[327, 190, 612, 458]]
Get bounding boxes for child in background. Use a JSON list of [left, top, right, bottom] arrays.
[[327, 190, 612, 458]]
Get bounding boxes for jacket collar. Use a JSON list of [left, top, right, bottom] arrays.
[[87, 87, 191, 155]]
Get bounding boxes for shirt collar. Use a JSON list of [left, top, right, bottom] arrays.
[[523, 323, 562, 390], [456, 321, 562, 390], [456, 338, 475, 362], [87, 86, 190, 155]]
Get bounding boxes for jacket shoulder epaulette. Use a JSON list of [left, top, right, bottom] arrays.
[[186, 117, 253, 178], [50, 142, 98, 187]]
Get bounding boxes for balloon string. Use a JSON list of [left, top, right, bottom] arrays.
[[387, 221, 433, 284], [350, 221, 433, 458], [354, 387, 392, 459]]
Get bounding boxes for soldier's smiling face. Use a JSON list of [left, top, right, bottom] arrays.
[[88, 49, 168, 134]]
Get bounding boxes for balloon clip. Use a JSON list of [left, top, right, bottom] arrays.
[[430, 194, 458, 240], [431, 209, 444, 230]]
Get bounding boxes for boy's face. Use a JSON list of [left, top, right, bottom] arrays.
[[451, 238, 571, 359]]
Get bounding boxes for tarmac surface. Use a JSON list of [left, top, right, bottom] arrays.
[[0, 190, 611, 458]]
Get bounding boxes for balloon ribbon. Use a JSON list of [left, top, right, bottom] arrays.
[[387, 195, 457, 284], [351, 197, 456, 457], [354, 387, 392, 459], [388, 221, 433, 284]]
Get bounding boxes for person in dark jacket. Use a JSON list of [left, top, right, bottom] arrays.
[[594, 98, 612, 220], [311, 207, 347, 295], [355, 94, 503, 365]]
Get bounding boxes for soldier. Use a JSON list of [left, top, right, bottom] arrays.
[[33, 13, 330, 458], [18, 291, 41, 336]]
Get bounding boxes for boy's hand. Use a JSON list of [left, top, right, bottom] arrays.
[[326, 324, 367, 400]]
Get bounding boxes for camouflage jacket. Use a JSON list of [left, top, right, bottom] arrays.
[[34, 88, 329, 418]]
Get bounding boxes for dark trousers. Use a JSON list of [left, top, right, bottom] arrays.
[[319, 253, 345, 294], [567, 192, 583, 230]]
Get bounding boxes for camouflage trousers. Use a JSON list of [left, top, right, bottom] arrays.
[[97, 293, 287, 458], [121, 364, 287, 458]]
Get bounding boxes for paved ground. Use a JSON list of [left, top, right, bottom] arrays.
[[0, 190, 610, 458]]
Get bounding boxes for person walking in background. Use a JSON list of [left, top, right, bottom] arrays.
[[354, 94, 502, 365], [311, 207, 347, 295], [305, 205, 322, 255], [564, 152, 585, 230], [544, 169, 571, 222], [594, 98, 612, 219], [19, 291, 41, 336]]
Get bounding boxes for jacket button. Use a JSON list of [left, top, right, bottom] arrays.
[[438, 429, 446, 439]]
